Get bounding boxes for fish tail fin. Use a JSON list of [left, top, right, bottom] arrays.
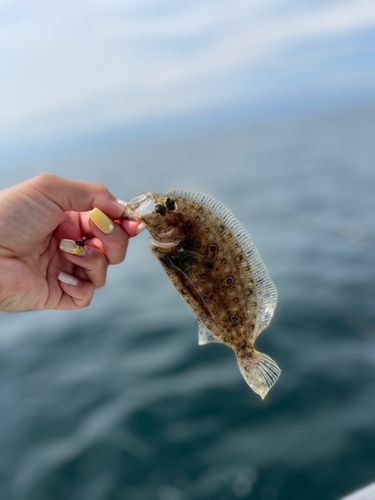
[[236, 349, 281, 399]]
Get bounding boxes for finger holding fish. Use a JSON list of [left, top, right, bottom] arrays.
[[55, 205, 145, 308], [73, 208, 130, 265]]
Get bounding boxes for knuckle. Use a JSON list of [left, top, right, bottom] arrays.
[[84, 250, 108, 288], [93, 183, 111, 197], [109, 233, 128, 265], [110, 252, 126, 265], [33, 174, 58, 188], [102, 248, 124, 266], [91, 264, 107, 288], [98, 254, 109, 273], [97, 267, 107, 288], [81, 289, 95, 308], [74, 297, 91, 309], [30, 175, 63, 200], [96, 276, 107, 289], [88, 248, 107, 267], [81, 299, 92, 309]]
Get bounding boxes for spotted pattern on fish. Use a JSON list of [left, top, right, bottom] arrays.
[[122, 191, 280, 399]]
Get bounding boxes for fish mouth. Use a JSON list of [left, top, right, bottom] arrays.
[[121, 193, 155, 220]]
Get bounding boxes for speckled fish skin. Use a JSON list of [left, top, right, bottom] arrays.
[[122, 191, 280, 398]]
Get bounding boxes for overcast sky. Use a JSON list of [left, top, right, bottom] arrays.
[[1, 0, 375, 158]]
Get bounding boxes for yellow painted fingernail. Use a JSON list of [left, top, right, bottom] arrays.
[[59, 239, 90, 256], [90, 208, 116, 235]]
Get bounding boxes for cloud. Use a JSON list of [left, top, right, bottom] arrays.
[[0, 0, 374, 152]]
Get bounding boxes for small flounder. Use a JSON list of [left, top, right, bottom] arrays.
[[122, 191, 280, 398]]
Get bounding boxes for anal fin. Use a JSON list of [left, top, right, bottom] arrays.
[[198, 320, 222, 346]]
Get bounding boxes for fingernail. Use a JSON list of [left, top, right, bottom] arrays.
[[117, 199, 128, 217], [136, 222, 146, 235], [90, 208, 116, 234], [59, 239, 90, 257], [58, 272, 79, 286]]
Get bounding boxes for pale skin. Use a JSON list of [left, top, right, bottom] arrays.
[[0, 175, 141, 312]]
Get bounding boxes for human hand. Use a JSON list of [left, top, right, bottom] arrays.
[[0, 175, 140, 312]]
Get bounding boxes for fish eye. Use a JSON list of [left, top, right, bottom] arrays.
[[165, 198, 177, 211], [155, 204, 167, 216]]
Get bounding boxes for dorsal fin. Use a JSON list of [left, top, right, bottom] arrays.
[[168, 190, 277, 338]]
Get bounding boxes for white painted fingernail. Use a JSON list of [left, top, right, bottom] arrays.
[[58, 272, 79, 286], [136, 222, 146, 235], [117, 199, 128, 217], [117, 199, 128, 208]]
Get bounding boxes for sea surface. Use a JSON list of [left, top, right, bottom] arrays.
[[1, 104, 375, 500]]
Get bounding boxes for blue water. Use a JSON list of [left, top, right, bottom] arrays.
[[1, 104, 375, 500]]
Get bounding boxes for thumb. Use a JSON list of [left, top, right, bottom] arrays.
[[28, 175, 125, 219]]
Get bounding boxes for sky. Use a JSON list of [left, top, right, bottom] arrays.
[[1, 0, 375, 161]]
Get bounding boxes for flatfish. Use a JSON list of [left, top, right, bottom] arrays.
[[122, 190, 280, 398]]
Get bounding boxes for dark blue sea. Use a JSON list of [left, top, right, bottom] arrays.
[[1, 104, 375, 500]]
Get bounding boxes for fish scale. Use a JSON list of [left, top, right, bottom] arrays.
[[122, 190, 280, 399]]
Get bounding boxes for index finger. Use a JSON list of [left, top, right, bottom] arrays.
[[79, 212, 143, 239], [28, 175, 125, 220]]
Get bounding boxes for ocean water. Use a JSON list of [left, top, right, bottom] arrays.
[[1, 104, 375, 500]]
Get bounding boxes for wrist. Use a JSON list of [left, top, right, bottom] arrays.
[[0, 258, 34, 312]]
